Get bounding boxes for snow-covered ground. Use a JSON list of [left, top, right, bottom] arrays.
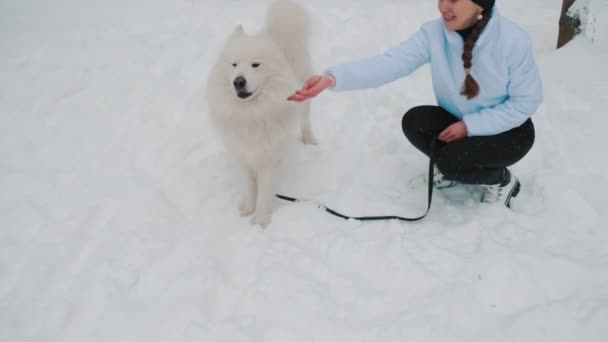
[[1, 0, 607, 341]]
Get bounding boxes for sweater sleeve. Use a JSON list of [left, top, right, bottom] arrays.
[[324, 27, 431, 92], [462, 34, 543, 136]]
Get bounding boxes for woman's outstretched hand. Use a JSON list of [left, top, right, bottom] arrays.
[[287, 74, 335, 102], [438, 121, 468, 143]]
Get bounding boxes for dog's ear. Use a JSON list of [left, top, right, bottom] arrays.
[[228, 24, 244, 39]]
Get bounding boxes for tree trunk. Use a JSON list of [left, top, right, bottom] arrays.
[[558, 0, 582, 48]]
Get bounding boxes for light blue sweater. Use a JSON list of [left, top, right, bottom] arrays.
[[325, 8, 543, 136]]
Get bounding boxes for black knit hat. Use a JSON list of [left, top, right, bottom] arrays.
[[471, 0, 495, 13]]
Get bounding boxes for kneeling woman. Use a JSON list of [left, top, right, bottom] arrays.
[[288, 0, 542, 207]]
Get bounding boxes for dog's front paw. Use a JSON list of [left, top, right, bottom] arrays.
[[302, 135, 319, 146], [239, 199, 255, 217], [250, 213, 271, 228]]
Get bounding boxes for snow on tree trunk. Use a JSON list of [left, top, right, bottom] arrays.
[[560, 0, 608, 47], [584, 0, 608, 45]]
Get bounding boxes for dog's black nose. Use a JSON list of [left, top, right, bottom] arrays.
[[233, 76, 247, 90]]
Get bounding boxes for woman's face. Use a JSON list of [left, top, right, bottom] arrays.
[[438, 0, 484, 31]]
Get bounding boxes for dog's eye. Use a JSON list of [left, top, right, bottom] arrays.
[[232, 62, 238, 67], [252, 63, 261, 68]]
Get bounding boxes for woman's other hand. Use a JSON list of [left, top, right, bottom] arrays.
[[438, 121, 468, 142]]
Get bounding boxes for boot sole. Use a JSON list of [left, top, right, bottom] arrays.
[[506, 180, 521, 208]]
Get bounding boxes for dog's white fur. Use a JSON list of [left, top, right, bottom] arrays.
[[206, 0, 317, 226]]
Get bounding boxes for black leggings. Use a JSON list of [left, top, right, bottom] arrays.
[[402, 105, 535, 185]]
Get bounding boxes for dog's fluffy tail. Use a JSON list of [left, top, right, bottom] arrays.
[[265, 0, 312, 80]]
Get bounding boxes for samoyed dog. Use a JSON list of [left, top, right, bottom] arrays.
[[206, 0, 318, 227]]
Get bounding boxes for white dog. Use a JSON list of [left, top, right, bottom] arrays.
[[206, 0, 317, 226]]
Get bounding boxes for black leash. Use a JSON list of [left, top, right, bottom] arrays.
[[276, 137, 437, 222]]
